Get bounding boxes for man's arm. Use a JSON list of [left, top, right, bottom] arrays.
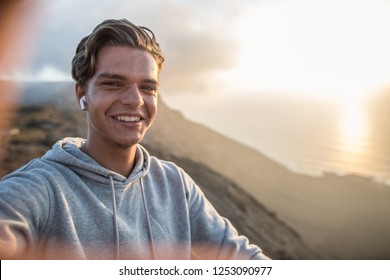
[[0, 170, 50, 259]]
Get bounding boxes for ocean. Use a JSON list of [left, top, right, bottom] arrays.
[[165, 91, 390, 186]]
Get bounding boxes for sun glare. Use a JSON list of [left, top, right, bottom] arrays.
[[339, 93, 368, 159], [220, 0, 390, 99]]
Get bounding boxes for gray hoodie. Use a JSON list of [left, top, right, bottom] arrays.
[[0, 137, 268, 260]]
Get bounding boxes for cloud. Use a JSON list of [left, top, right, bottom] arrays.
[[0, 65, 72, 82], [142, 1, 242, 95], [2, 0, 244, 94]]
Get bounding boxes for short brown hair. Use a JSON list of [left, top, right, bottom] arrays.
[[71, 19, 164, 88]]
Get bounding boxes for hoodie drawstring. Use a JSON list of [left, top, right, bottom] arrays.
[[109, 174, 120, 260], [140, 178, 156, 259]]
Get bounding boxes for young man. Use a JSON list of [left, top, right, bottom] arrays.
[[0, 19, 269, 260]]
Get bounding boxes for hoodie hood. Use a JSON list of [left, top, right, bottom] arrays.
[[42, 137, 151, 186]]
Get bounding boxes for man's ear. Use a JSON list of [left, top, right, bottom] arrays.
[[75, 83, 87, 111]]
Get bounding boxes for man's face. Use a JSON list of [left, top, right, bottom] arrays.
[[80, 46, 159, 149]]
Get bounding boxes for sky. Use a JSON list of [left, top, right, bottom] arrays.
[[2, 0, 390, 103], [2, 0, 390, 181]]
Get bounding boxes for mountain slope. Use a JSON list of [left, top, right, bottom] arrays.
[[143, 96, 390, 259]]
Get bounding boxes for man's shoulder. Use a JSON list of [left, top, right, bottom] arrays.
[[148, 155, 184, 174], [1, 157, 59, 183], [146, 155, 198, 188]]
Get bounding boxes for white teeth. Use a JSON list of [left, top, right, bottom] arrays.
[[115, 116, 141, 122]]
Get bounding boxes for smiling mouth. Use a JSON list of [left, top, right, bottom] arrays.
[[113, 115, 141, 122]]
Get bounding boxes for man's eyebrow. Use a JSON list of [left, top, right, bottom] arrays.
[[95, 73, 159, 85], [96, 73, 127, 80], [143, 79, 159, 86]]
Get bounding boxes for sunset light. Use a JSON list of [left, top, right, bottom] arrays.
[[340, 93, 368, 157], [220, 0, 390, 100]]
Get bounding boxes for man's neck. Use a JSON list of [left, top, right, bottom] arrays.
[[80, 140, 137, 177]]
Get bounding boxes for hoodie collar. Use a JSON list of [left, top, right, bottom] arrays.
[[42, 137, 150, 186]]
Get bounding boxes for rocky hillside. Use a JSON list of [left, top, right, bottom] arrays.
[[0, 96, 319, 259]]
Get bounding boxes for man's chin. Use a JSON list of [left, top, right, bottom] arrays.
[[113, 136, 145, 150]]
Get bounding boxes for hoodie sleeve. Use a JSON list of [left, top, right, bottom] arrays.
[[0, 165, 51, 259], [183, 170, 270, 260]]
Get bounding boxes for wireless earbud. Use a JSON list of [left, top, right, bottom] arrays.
[[80, 96, 86, 111]]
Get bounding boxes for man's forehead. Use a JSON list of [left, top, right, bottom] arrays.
[[94, 47, 159, 77], [96, 46, 157, 65]]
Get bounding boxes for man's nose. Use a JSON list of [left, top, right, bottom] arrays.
[[120, 84, 144, 107]]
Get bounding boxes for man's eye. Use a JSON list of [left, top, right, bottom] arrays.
[[99, 80, 122, 88], [141, 85, 158, 95], [105, 82, 121, 87]]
